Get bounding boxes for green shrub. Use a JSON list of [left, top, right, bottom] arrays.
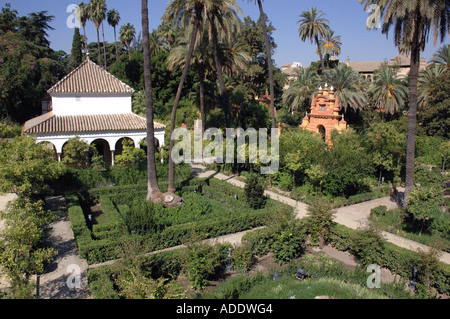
[[244, 173, 266, 209], [231, 243, 254, 273], [183, 242, 224, 291], [370, 205, 388, 219]]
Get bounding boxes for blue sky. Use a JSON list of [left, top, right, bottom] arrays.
[[2, 0, 448, 67]]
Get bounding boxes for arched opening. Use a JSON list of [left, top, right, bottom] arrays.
[[38, 141, 57, 161], [91, 139, 112, 167], [115, 137, 135, 156], [317, 125, 326, 141], [139, 137, 160, 156]]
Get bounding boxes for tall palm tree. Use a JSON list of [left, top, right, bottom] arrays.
[[163, 0, 241, 194], [163, 0, 204, 194], [282, 66, 321, 113], [359, 0, 449, 205], [107, 9, 121, 62], [323, 63, 368, 112], [318, 29, 342, 68], [206, 0, 242, 129], [298, 8, 330, 72], [77, 2, 90, 56], [247, 0, 276, 128], [88, 0, 107, 67], [119, 23, 136, 60], [141, 0, 164, 204], [368, 64, 409, 114]]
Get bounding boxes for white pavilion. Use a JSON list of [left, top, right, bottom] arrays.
[[23, 57, 165, 166]]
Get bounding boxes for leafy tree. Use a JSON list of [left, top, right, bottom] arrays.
[[0, 197, 57, 298], [0, 136, 65, 196], [279, 129, 326, 187], [115, 138, 147, 168], [318, 130, 374, 197], [365, 121, 405, 182], [306, 198, 335, 247], [62, 137, 104, 170]]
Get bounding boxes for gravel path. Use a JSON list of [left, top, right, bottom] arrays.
[[38, 196, 91, 299]]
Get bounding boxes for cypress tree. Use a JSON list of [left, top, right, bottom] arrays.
[[71, 27, 82, 65]]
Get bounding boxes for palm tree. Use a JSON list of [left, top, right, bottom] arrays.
[[88, 0, 107, 67], [282, 66, 321, 113], [107, 9, 121, 62], [359, 0, 449, 205], [298, 8, 330, 72], [163, 0, 241, 194], [418, 64, 446, 110], [368, 64, 409, 114], [119, 23, 136, 60], [163, 0, 204, 194], [77, 2, 90, 56], [141, 0, 164, 204], [317, 29, 342, 68], [205, 0, 242, 129], [429, 44, 450, 65], [247, 0, 276, 128], [323, 63, 368, 112]]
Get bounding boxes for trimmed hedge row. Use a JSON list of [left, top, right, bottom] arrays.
[[291, 185, 392, 208], [67, 177, 293, 265]]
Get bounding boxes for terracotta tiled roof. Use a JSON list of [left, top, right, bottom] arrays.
[[23, 112, 165, 134], [347, 54, 427, 73], [47, 58, 135, 94]]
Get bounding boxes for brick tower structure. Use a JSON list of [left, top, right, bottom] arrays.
[[299, 84, 347, 145]]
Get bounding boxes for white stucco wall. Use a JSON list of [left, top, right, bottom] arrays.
[[51, 94, 132, 116]]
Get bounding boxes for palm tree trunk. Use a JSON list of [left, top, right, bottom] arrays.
[[96, 27, 102, 66], [114, 27, 118, 61], [101, 22, 107, 68], [82, 25, 89, 56], [168, 19, 199, 193], [315, 35, 325, 72], [141, 0, 161, 201], [210, 22, 231, 129], [199, 68, 206, 135], [404, 27, 421, 206], [258, 0, 276, 129]]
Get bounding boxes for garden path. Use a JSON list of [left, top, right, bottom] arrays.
[[38, 196, 92, 299]]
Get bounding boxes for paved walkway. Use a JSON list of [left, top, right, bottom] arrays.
[[190, 164, 450, 265], [39, 196, 91, 299]]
